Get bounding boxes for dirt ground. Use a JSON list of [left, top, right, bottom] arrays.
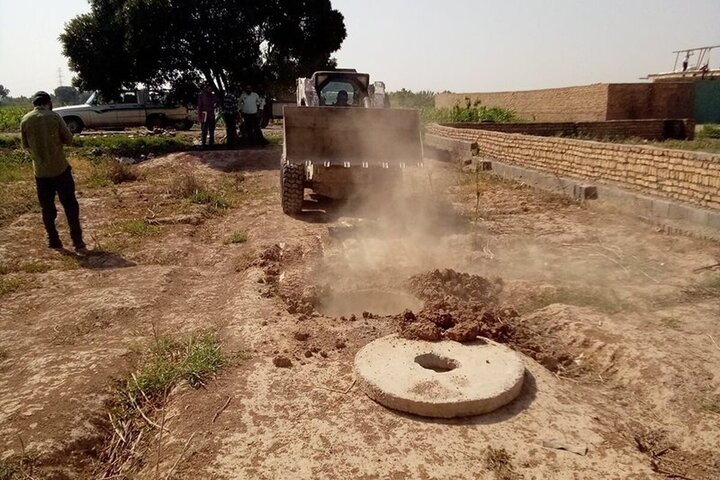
[[1, 145, 719, 479]]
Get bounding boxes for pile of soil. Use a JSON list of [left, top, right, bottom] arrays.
[[396, 269, 574, 372], [396, 269, 513, 342]]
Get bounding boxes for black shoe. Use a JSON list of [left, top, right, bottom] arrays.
[[49, 239, 63, 249]]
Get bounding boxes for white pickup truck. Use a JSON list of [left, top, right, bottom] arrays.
[[54, 90, 194, 134]]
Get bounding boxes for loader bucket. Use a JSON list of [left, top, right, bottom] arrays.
[[283, 106, 423, 167]]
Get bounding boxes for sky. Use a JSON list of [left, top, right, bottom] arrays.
[[1, 0, 719, 97]]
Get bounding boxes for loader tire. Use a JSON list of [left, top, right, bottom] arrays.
[[281, 162, 304, 215]]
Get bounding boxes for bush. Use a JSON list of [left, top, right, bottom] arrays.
[[699, 124, 720, 139], [420, 98, 517, 124]]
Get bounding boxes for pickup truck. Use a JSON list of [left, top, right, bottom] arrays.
[[54, 90, 194, 134]]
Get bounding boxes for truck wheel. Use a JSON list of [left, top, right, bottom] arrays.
[[281, 162, 305, 215], [64, 117, 83, 134], [146, 115, 167, 130]]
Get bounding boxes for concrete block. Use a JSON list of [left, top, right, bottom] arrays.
[[573, 184, 598, 200]]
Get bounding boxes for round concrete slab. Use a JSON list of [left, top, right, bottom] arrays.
[[354, 334, 525, 418]]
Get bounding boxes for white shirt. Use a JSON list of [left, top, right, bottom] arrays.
[[240, 92, 260, 114]]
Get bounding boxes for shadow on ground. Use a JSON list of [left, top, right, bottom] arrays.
[[60, 249, 136, 269]]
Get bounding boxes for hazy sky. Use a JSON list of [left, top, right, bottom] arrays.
[[1, 0, 718, 97]]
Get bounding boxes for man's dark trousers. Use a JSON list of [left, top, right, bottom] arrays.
[[35, 166, 84, 248], [242, 113, 266, 145], [224, 114, 237, 148]]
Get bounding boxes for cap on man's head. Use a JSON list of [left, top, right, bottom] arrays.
[[31, 91, 52, 106]]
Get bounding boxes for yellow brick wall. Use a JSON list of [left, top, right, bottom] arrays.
[[426, 124, 720, 210]]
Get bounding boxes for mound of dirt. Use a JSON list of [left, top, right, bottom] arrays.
[[396, 269, 574, 372]]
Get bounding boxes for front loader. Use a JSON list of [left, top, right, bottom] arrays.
[[280, 70, 424, 214]]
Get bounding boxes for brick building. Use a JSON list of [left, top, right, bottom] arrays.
[[435, 82, 699, 123]]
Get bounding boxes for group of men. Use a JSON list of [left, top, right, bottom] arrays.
[[19, 83, 271, 256], [197, 84, 268, 148]]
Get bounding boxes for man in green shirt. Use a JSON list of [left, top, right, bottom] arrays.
[[21, 91, 86, 253]]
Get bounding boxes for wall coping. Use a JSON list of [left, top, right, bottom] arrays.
[[427, 123, 720, 162]]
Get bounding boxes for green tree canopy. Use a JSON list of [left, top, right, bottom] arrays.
[[60, 0, 346, 101]]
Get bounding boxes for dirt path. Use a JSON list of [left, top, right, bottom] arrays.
[[1, 147, 718, 479]]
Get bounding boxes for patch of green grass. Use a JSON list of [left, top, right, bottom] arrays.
[[72, 135, 192, 158], [84, 158, 139, 189], [0, 277, 24, 296], [519, 286, 631, 314], [224, 231, 248, 244], [118, 218, 160, 237], [0, 134, 22, 149], [17, 261, 52, 274], [264, 131, 284, 146], [189, 189, 232, 214], [100, 330, 229, 478], [702, 394, 720, 414], [121, 331, 225, 407], [0, 149, 33, 183]]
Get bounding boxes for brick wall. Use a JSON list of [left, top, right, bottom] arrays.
[[439, 119, 694, 140], [606, 83, 694, 120], [435, 84, 610, 122], [426, 124, 720, 210], [436, 83, 695, 122]]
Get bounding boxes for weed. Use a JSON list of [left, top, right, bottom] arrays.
[[0, 182, 38, 227], [17, 261, 52, 274], [72, 135, 192, 157], [224, 231, 248, 244], [702, 395, 720, 414], [168, 171, 201, 198], [99, 331, 225, 477], [190, 189, 231, 210], [118, 218, 160, 237], [0, 449, 40, 479], [698, 124, 720, 139], [122, 331, 224, 406], [420, 98, 518, 124], [0, 277, 24, 296], [0, 149, 33, 183], [0, 134, 21, 149], [484, 446, 518, 480]]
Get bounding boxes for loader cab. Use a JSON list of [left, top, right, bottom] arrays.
[[312, 71, 370, 107]]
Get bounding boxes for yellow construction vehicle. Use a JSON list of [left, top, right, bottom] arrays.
[[281, 69, 423, 214]]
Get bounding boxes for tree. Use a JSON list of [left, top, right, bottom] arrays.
[[0, 85, 9, 102], [54, 86, 82, 106], [60, 0, 346, 101], [388, 89, 436, 109]]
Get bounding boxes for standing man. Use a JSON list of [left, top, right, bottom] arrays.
[[20, 91, 86, 253], [222, 90, 239, 148], [197, 85, 218, 148], [239, 84, 268, 146]]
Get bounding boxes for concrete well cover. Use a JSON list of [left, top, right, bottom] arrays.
[[354, 334, 525, 418]]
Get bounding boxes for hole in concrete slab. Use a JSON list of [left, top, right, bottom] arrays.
[[414, 353, 459, 373], [317, 290, 423, 318]]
